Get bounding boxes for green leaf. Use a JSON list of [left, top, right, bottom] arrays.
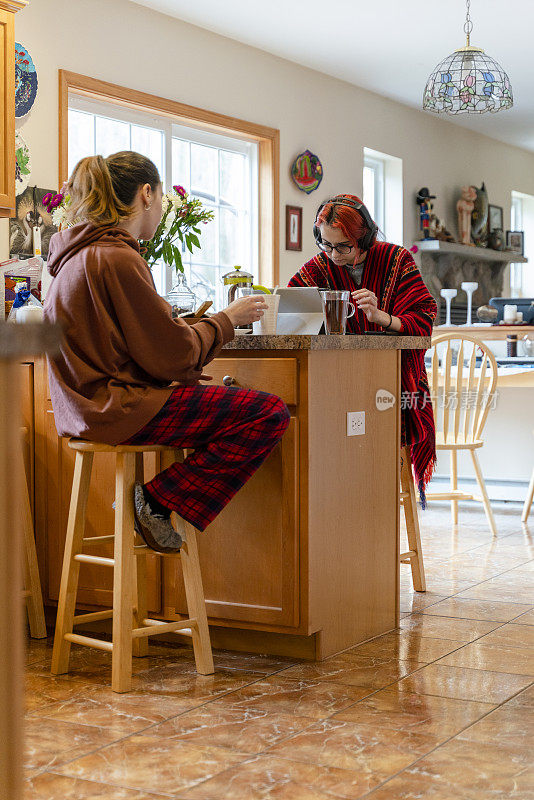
[[189, 233, 200, 249], [172, 245, 183, 273]]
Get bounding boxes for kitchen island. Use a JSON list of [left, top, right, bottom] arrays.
[[31, 332, 429, 661]]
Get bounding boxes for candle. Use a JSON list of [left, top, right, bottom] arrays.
[[503, 304, 518, 323], [16, 304, 44, 323]]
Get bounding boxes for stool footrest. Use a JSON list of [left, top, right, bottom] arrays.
[[132, 617, 196, 639], [74, 610, 114, 625], [400, 550, 416, 563], [83, 535, 115, 545], [64, 632, 113, 652], [74, 554, 115, 567]]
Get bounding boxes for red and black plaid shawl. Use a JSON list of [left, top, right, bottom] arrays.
[[289, 241, 437, 504]]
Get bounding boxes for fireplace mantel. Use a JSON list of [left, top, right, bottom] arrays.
[[416, 239, 528, 265], [414, 239, 528, 307]]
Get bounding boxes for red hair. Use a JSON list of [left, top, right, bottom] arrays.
[[316, 194, 377, 249]]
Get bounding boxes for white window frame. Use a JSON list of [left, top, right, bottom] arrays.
[[510, 193, 524, 296], [363, 147, 403, 245], [67, 93, 259, 306], [363, 155, 385, 234]]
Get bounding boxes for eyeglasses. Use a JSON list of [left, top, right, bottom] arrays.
[[317, 238, 354, 255]]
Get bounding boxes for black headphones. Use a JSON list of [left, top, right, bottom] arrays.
[[313, 196, 378, 252]]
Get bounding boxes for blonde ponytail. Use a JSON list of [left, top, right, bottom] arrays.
[[65, 151, 161, 227]]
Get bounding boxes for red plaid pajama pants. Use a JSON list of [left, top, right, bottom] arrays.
[[122, 384, 290, 532]]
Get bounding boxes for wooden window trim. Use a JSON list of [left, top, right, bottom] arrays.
[[59, 69, 279, 286]]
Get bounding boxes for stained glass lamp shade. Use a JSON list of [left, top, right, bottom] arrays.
[[423, 1, 513, 115]]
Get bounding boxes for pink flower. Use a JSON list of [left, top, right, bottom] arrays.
[[173, 185, 187, 198], [465, 74, 475, 87]]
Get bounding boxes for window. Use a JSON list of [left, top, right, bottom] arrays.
[[363, 148, 403, 245], [510, 191, 534, 297], [363, 155, 385, 234], [60, 71, 278, 310], [68, 97, 258, 309]]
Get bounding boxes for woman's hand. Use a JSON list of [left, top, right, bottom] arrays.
[[351, 288, 401, 331], [351, 288, 380, 323], [224, 295, 268, 327]]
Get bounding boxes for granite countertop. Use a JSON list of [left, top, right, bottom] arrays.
[[223, 333, 431, 351], [0, 321, 62, 360]]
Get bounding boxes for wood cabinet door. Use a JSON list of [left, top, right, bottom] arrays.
[[42, 401, 162, 613], [164, 416, 299, 628], [0, 9, 15, 216]]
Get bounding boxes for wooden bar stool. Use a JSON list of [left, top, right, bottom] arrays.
[[399, 446, 426, 592], [51, 439, 214, 693], [20, 428, 47, 639]]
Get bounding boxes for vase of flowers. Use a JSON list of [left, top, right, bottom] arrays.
[[139, 185, 214, 275]]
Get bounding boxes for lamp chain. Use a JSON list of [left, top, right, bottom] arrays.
[[463, 0, 473, 46]]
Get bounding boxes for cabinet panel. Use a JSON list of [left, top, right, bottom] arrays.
[[164, 416, 299, 628], [19, 363, 34, 510], [44, 403, 162, 613], [207, 358, 298, 405], [0, 9, 15, 216]]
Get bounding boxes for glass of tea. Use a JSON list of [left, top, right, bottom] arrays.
[[319, 290, 355, 335]]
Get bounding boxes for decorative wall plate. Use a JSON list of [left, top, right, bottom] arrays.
[[15, 42, 38, 118], [291, 149, 323, 194], [15, 131, 32, 196]]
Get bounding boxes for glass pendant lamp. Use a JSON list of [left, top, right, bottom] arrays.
[[423, 0, 513, 115]]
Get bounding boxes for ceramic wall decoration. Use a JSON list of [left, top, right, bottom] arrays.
[[291, 149, 323, 194], [15, 132, 32, 196], [15, 42, 38, 118]]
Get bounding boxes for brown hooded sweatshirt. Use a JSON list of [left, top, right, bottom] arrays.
[[43, 223, 235, 444]]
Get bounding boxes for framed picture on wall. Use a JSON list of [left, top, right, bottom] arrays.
[[488, 204, 504, 232], [285, 205, 302, 251], [506, 230, 524, 255]]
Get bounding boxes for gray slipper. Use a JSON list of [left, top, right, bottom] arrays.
[[133, 483, 184, 554]]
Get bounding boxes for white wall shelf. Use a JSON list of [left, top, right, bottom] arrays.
[[415, 240, 528, 264]]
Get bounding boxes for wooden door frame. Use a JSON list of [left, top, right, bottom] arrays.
[[58, 69, 280, 287]]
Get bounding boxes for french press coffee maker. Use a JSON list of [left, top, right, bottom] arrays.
[[221, 266, 270, 330]]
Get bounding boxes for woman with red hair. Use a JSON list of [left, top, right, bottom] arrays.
[[288, 194, 437, 503]]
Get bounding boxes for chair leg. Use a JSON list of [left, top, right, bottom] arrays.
[[522, 467, 534, 524], [401, 447, 426, 593], [132, 452, 148, 658], [180, 524, 214, 675], [19, 445, 46, 639], [51, 451, 94, 674], [450, 450, 458, 525], [168, 449, 214, 675], [470, 449, 498, 537], [112, 452, 136, 692]]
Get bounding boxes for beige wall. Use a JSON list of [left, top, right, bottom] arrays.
[[4, 0, 534, 287]]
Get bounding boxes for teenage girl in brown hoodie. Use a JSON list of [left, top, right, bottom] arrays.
[[44, 151, 290, 552]]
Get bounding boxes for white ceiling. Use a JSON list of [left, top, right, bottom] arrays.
[[129, 0, 534, 152]]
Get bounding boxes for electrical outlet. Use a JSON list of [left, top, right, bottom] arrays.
[[347, 411, 365, 436]]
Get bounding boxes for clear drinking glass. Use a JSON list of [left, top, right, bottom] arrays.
[[319, 290, 356, 335]]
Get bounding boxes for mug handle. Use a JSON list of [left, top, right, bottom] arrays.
[[347, 301, 356, 319]]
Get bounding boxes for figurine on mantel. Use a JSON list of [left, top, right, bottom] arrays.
[[415, 187, 434, 239], [416, 187, 455, 242], [456, 185, 477, 246]]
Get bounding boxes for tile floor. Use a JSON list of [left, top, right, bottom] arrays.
[[24, 503, 534, 799]]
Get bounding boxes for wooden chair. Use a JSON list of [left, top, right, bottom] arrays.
[[51, 440, 214, 693], [20, 428, 47, 639], [522, 431, 534, 523], [400, 446, 426, 592], [426, 333, 498, 535]]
